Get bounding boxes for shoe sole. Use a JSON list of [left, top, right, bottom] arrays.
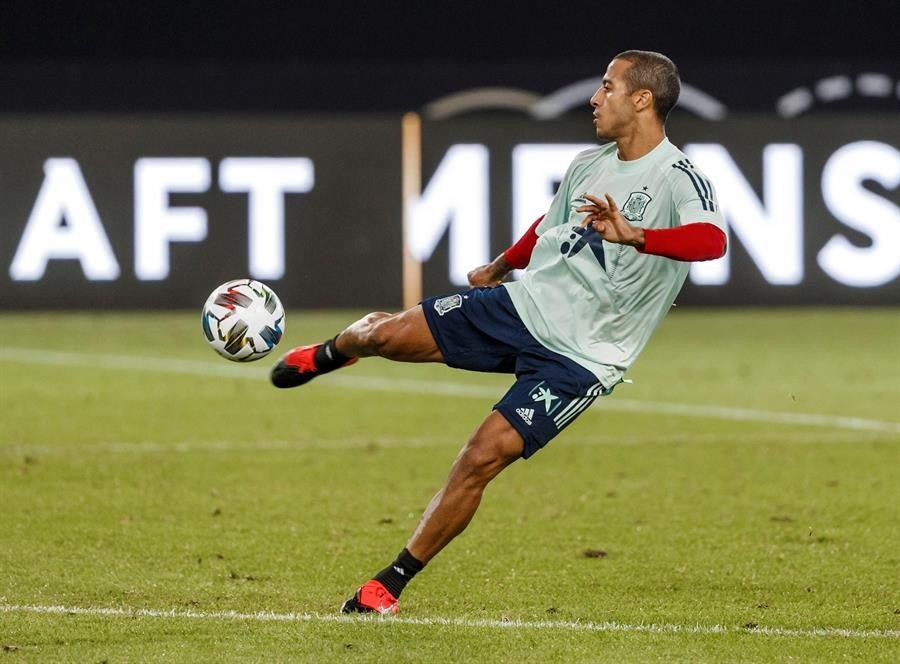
[[270, 361, 318, 388], [271, 356, 359, 389], [340, 595, 398, 615]]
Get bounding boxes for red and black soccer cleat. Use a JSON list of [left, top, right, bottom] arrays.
[[270, 344, 358, 388], [340, 580, 400, 615]]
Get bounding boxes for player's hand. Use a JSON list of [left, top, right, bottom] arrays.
[[467, 256, 510, 287], [576, 193, 645, 247]]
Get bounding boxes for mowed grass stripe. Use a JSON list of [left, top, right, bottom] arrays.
[[2, 604, 898, 640], [1, 429, 894, 457], [1, 346, 898, 434]]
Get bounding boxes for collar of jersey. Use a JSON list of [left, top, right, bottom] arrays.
[[612, 137, 671, 173]]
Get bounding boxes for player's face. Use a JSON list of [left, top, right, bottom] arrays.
[[590, 59, 637, 140]]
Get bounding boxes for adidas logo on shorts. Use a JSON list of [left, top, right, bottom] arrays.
[[516, 407, 535, 426]]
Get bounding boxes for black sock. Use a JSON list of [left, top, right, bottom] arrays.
[[313, 335, 350, 371], [372, 548, 425, 598]]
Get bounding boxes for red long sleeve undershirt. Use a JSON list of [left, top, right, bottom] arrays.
[[639, 223, 727, 261], [503, 216, 726, 268], [503, 216, 543, 269]]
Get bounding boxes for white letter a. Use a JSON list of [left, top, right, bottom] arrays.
[[10, 158, 120, 281]]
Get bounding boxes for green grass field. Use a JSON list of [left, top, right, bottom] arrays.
[[1, 308, 898, 662]]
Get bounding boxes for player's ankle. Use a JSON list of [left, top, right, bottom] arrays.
[[371, 548, 425, 598], [313, 336, 351, 371]]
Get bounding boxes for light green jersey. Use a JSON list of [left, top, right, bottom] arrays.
[[503, 137, 724, 389]]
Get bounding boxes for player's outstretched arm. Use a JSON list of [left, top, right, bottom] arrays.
[[576, 193, 645, 247], [577, 193, 726, 261]]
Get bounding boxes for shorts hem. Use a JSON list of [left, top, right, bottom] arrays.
[[494, 405, 543, 460], [420, 298, 453, 362]]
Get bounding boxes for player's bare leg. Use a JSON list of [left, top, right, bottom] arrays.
[[406, 410, 524, 562], [273, 304, 525, 613], [341, 411, 524, 614], [335, 306, 443, 362], [270, 305, 442, 387]]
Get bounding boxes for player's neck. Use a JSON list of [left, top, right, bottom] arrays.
[[615, 124, 666, 162]]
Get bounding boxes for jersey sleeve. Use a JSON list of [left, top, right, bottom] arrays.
[[669, 159, 725, 230]]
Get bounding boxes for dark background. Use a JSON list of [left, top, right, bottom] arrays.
[[4, 1, 897, 60], [0, 1, 896, 309], [1, 1, 897, 112]]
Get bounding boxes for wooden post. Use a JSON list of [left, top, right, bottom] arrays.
[[401, 112, 422, 310]]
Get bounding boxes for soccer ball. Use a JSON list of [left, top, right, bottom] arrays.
[[201, 279, 285, 362]]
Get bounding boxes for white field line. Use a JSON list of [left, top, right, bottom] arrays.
[[1, 346, 898, 435], [0, 603, 897, 640], [0, 430, 892, 458]]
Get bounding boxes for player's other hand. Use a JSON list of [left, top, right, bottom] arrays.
[[576, 193, 645, 248], [467, 256, 511, 287]]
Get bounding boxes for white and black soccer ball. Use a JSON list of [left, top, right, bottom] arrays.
[[201, 279, 285, 362]]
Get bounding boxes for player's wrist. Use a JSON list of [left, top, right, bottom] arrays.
[[493, 254, 514, 278], [630, 227, 645, 249]]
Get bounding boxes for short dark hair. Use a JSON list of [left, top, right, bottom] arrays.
[[613, 50, 681, 122]]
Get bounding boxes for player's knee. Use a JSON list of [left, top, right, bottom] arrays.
[[359, 311, 390, 328], [458, 436, 518, 485], [362, 313, 402, 356]]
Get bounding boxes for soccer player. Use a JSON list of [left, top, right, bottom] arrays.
[[271, 50, 727, 614]]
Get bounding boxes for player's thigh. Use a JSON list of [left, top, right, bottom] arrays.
[[420, 288, 520, 373], [371, 305, 444, 362]]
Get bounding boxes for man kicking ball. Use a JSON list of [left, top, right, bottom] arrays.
[[271, 50, 727, 614]]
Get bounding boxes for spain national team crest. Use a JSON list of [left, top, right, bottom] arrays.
[[621, 191, 652, 222], [433, 294, 463, 316]]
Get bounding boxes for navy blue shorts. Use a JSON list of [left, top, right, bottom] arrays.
[[421, 287, 606, 459]]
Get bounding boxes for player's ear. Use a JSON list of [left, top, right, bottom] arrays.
[[633, 89, 653, 113]]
